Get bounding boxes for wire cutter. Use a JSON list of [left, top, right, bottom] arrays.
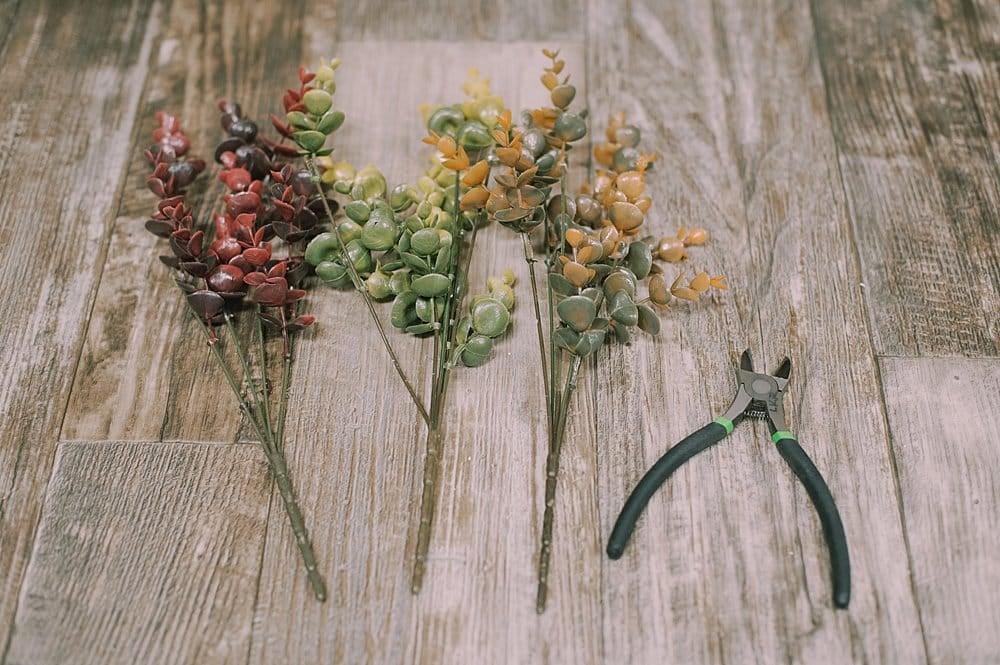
[[606, 349, 851, 609]]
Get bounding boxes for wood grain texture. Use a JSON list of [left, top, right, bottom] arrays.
[[247, 41, 606, 665], [0, 0, 998, 663], [332, 0, 585, 42], [589, 0, 925, 662], [812, 0, 1000, 357], [881, 358, 1000, 664], [0, 0, 158, 653], [62, 0, 310, 443], [5, 441, 270, 665]]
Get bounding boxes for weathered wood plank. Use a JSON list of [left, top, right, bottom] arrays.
[[881, 357, 1000, 664], [62, 0, 310, 443], [0, 0, 21, 55], [247, 41, 603, 665], [332, 0, 585, 42], [0, 0, 158, 653], [589, 0, 925, 662], [812, 0, 1000, 357], [5, 441, 270, 665]]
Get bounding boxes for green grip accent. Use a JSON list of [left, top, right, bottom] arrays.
[[713, 417, 734, 434], [772, 430, 794, 443]]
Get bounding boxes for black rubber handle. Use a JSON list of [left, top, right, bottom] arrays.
[[607, 421, 729, 559], [775, 437, 852, 609]]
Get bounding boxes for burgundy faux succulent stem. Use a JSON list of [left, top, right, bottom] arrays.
[[276, 353, 293, 453], [305, 156, 431, 425], [265, 447, 328, 601], [216, 313, 326, 600], [278, 304, 291, 359], [255, 309, 272, 429], [536, 353, 582, 614], [225, 314, 270, 430]]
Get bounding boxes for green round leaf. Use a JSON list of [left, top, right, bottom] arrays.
[[609, 291, 638, 327], [427, 106, 465, 136], [361, 214, 397, 251], [548, 272, 579, 296], [461, 334, 494, 367], [557, 295, 597, 333], [554, 112, 587, 142], [456, 121, 494, 150], [553, 326, 580, 352], [315, 110, 345, 134], [637, 304, 661, 335], [305, 231, 340, 265], [471, 298, 511, 337], [366, 270, 393, 300], [293, 130, 327, 154], [302, 89, 333, 115], [315, 260, 349, 287], [410, 227, 441, 256], [390, 291, 419, 329], [626, 241, 653, 280], [410, 273, 452, 298], [344, 200, 371, 223], [603, 268, 638, 300]]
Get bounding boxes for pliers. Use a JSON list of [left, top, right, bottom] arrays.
[[606, 349, 851, 609]]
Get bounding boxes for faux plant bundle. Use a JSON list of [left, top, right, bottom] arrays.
[[457, 50, 727, 611], [137, 51, 727, 611], [139, 62, 347, 601], [303, 70, 516, 593], [300, 51, 726, 611]]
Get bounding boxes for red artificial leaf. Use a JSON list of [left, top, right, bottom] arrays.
[[147, 177, 166, 199], [273, 199, 294, 221], [187, 230, 204, 256], [226, 191, 260, 217], [243, 271, 266, 287], [187, 290, 225, 319], [219, 167, 251, 191], [242, 246, 271, 267], [210, 236, 241, 263], [273, 143, 300, 158], [252, 281, 289, 307], [270, 113, 293, 138]]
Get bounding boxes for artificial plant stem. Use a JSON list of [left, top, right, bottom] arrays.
[[259, 310, 326, 601], [412, 173, 466, 594], [536, 353, 582, 614], [275, 314, 295, 453], [412, 422, 443, 593], [224, 313, 271, 443], [306, 156, 430, 425], [264, 446, 328, 601], [521, 232, 552, 434], [255, 306, 272, 431], [192, 312, 270, 446], [195, 311, 326, 601]]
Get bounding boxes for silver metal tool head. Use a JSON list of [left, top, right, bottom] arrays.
[[728, 348, 791, 432]]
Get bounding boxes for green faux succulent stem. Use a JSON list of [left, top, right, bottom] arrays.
[[412, 172, 467, 594], [306, 156, 431, 425], [521, 232, 552, 436]]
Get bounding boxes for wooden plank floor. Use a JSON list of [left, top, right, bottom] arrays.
[[0, 0, 997, 663]]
